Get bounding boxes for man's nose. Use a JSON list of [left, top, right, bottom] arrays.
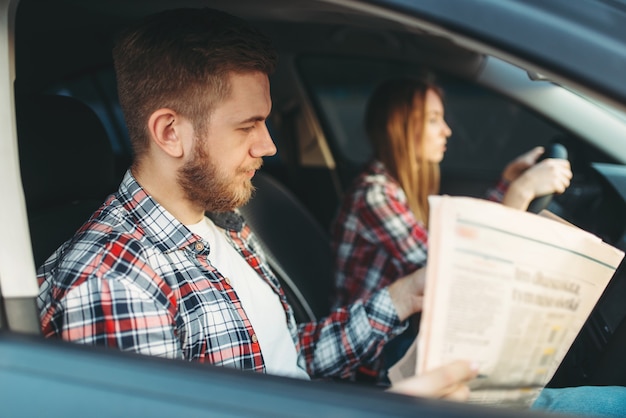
[[251, 123, 277, 157]]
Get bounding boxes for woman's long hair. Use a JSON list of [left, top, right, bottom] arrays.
[[365, 78, 442, 225]]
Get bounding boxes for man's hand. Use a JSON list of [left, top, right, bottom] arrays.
[[388, 266, 426, 321], [388, 360, 478, 401]]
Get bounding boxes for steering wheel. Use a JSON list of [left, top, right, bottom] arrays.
[[527, 143, 569, 214]]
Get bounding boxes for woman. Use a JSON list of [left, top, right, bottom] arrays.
[[330, 77, 572, 381]]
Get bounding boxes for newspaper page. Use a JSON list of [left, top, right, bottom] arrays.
[[389, 195, 624, 409]]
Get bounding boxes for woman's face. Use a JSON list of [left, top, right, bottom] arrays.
[[415, 88, 452, 163]]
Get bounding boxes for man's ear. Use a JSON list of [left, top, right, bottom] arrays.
[[147, 108, 187, 158]]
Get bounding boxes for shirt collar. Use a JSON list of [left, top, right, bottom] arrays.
[[116, 170, 245, 253], [116, 170, 197, 252], [369, 159, 387, 174], [206, 211, 244, 232]]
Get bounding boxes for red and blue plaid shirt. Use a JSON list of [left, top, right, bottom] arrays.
[[330, 160, 507, 380], [331, 160, 507, 308], [37, 170, 405, 379]]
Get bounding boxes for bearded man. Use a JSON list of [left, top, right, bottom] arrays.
[[37, 7, 474, 399]]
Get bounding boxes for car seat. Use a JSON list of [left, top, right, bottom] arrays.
[[240, 171, 335, 323], [17, 94, 117, 268]]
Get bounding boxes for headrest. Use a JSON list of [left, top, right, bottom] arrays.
[[17, 94, 116, 210]]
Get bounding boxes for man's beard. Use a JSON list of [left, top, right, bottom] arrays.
[[178, 141, 260, 213]]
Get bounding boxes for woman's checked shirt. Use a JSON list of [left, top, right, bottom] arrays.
[[331, 160, 507, 308]]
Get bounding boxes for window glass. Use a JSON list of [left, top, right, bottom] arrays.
[[297, 56, 563, 186]]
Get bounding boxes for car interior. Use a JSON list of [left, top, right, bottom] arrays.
[[10, 0, 626, 400]]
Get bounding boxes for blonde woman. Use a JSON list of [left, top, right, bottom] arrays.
[[330, 77, 572, 381]]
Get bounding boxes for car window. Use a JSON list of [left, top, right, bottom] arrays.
[[297, 55, 563, 191]]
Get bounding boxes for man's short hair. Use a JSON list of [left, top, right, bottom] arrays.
[[112, 8, 278, 158]]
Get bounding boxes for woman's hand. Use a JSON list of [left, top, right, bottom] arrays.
[[502, 158, 572, 210], [501, 146, 545, 183]]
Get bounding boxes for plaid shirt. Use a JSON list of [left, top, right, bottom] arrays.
[[37, 170, 404, 379], [331, 160, 507, 380], [331, 160, 507, 307]]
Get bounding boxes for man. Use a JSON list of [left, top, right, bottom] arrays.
[[37, 7, 475, 399]]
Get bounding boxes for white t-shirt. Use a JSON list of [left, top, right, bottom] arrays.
[[187, 216, 309, 380]]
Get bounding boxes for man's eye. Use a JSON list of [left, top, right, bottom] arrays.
[[241, 126, 254, 133]]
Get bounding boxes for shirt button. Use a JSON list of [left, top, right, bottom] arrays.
[[251, 334, 258, 343], [194, 242, 204, 252], [224, 277, 231, 285]]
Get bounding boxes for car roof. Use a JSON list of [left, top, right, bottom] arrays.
[[14, 0, 626, 111], [371, 0, 626, 107]]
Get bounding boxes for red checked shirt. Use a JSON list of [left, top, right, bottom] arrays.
[[37, 170, 405, 379], [331, 160, 507, 380], [331, 160, 508, 308]]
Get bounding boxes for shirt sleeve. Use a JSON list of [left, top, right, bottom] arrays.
[[38, 238, 182, 360], [485, 178, 510, 203], [297, 287, 407, 379]]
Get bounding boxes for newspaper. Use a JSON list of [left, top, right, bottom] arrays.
[[388, 196, 625, 408]]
